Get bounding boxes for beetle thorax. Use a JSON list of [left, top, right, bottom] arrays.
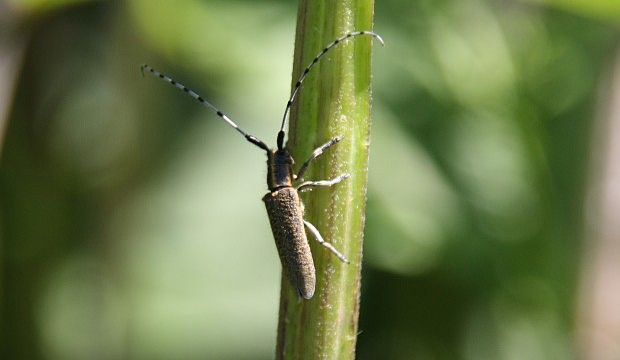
[[267, 148, 295, 190]]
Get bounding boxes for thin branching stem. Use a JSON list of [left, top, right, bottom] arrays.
[[275, 0, 377, 358]]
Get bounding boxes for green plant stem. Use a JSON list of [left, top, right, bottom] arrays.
[[275, 0, 377, 358]]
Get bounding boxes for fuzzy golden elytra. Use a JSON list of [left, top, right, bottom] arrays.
[[141, 31, 384, 299]]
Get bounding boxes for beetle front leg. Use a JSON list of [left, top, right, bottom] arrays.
[[303, 220, 349, 263], [296, 136, 342, 180]]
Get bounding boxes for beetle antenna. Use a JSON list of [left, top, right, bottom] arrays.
[[141, 64, 270, 152], [276, 30, 384, 150]]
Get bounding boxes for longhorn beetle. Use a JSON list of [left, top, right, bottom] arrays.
[[141, 30, 384, 299]]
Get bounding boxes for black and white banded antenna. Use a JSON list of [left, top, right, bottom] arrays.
[[276, 30, 384, 150], [140, 64, 270, 152], [140, 30, 383, 152]]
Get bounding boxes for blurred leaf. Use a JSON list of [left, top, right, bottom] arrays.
[[8, 0, 94, 14], [523, 0, 620, 22], [366, 112, 462, 275]]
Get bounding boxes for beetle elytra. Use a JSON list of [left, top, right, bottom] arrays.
[[141, 30, 384, 299]]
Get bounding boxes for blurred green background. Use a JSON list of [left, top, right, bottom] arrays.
[[1, 0, 620, 359]]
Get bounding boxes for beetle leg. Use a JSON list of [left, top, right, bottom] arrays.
[[297, 173, 350, 192], [303, 220, 349, 263], [296, 136, 342, 180]]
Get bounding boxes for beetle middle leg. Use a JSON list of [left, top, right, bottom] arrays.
[[297, 173, 350, 192], [303, 220, 349, 263]]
